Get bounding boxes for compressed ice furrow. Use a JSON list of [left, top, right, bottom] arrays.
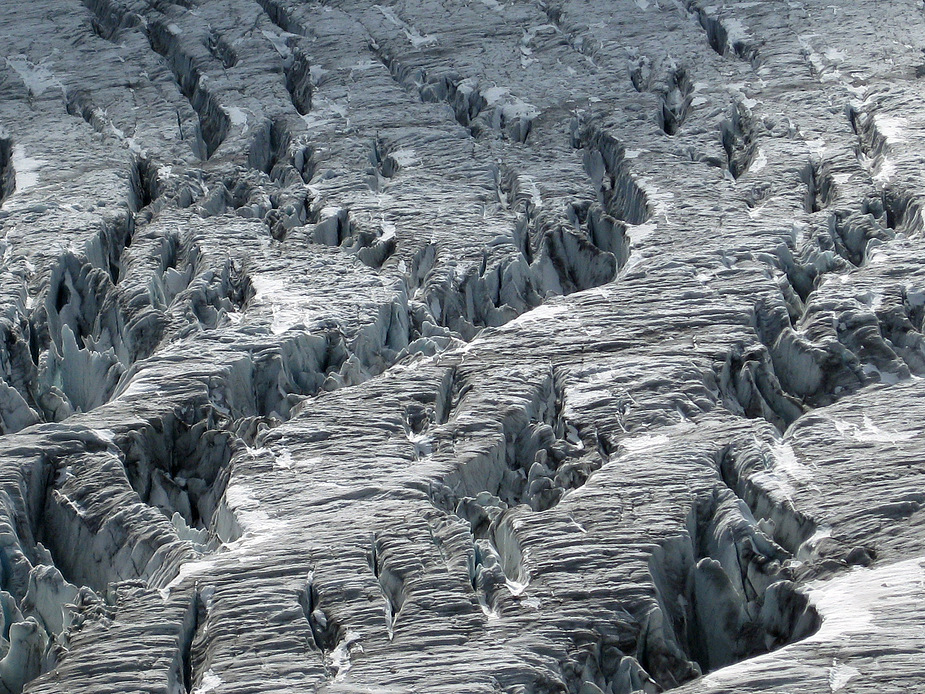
[[533, 0, 603, 64], [720, 101, 758, 181], [658, 68, 694, 136], [206, 28, 238, 69], [578, 122, 652, 225], [681, 0, 761, 66], [252, 0, 305, 36], [0, 136, 14, 208], [799, 158, 835, 214], [145, 20, 231, 161]]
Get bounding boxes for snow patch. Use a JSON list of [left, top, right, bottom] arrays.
[[505, 578, 528, 596], [11, 145, 45, 193], [873, 159, 896, 185], [637, 178, 673, 223], [516, 175, 542, 208], [310, 64, 328, 84], [831, 414, 916, 444], [225, 107, 249, 134], [753, 440, 816, 503], [331, 630, 362, 681], [379, 220, 397, 241], [482, 86, 539, 122], [192, 670, 223, 694], [4, 55, 64, 97], [702, 557, 924, 689], [375, 5, 438, 48], [771, 441, 814, 485], [273, 449, 295, 470], [828, 659, 860, 692], [502, 303, 568, 329], [722, 18, 751, 45], [160, 558, 220, 597], [620, 433, 670, 453], [389, 148, 420, 167], [873, 115, 907, 145], [221, 483, 286, 547], [807, 138, 826, 156], [261, 29, 291, 57], [250, 275, 318, 335], [807, 556, 925, 643]]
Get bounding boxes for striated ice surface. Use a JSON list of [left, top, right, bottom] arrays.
[[0, 0, 923, 692]]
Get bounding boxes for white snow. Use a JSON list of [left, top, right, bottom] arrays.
[[225, 107, 249, 134], [481, 86, 508, 104], [796, 525, 832, 562], [750, 439, 816, 503], [771, 441, 814, 486], [807, 138, 826, 156], [873, 158, 896, 185], [261, 29, 291, 57], [620, 433, 671, 453], [626, 221, 656, 244], [873, 114, 907, 145], [722, 18, 751, 45], [4, 55, 64, 97], [185, 480, 288, 569], [159, 558, 220, 598], [515, 175, 542, 208], [330, 630, 362, 681], [191, 670, 223, 694], [637, 178, 674, 223], [273, 449, 295, 470], [702, 556, 925, 690], [501, 303, 568, 329], [11, 145, 45, 193], [389, 148, 420, 167], [504, 578, 528, 596], [374, 5, 438, 48], [348, 59, 379, 72], [310, 64, 327, 84], [828, 659, 860, 692], [250, 275, 317, 335], [91, 429, 117, 445], [481, 86, 539, 123], [807, 556, 924, 642], [379, 220, 397, 241], [477, 593, 500, 620], [831, 414, 916, 444]]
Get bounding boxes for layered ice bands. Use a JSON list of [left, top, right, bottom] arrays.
[[0, 0, 924, 693]]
